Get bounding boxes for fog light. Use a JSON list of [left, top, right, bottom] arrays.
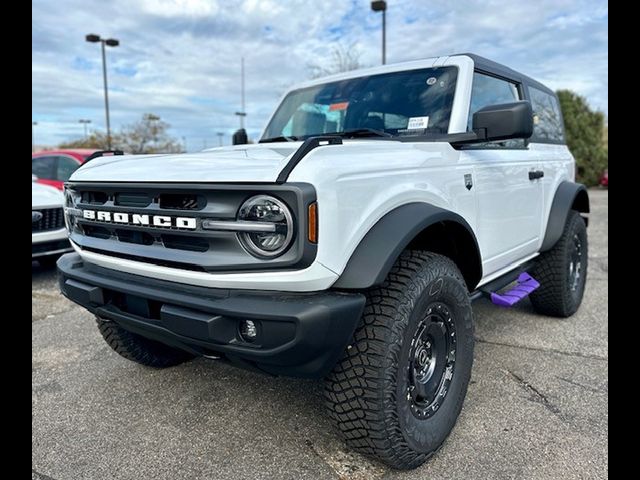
[[239, 320, 258, 342]]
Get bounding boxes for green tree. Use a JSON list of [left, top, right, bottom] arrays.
[[557, 90, 608, 186], [58, 113, 184, 154]]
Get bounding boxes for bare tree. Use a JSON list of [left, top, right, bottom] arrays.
[[118, 113, 183, 154], [308, 42, 364, 79], [58, 113, 184, 153]]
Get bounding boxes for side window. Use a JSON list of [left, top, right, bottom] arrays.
[[32, 156, 55, 179], [56, 156, 80, 181], [529, 87, 565, 143], [467, 72, 520, 131]]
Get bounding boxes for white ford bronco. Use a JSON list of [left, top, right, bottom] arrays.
[[58, 53, 589, 469]]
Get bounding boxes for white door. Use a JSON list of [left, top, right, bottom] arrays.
[[526, 85, 575, 244], [463, 72, 544, 277]]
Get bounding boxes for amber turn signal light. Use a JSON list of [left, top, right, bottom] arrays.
[[308, 202, 318, 243]]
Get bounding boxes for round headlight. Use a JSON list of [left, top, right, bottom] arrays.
[[237, 195, 294, 258]]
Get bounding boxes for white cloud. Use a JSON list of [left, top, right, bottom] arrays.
[[32, 0, 608, 149], [142, 0, 219, 17]]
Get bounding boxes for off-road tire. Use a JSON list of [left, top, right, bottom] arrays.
[[325, 251, 474, 470], [96, 317, 195, 368], [530, 211, 588, 317]]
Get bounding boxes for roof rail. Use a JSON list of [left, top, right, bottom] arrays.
[[84, 150, 125, 163]]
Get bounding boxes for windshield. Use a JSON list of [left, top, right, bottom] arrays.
[[261, 66, 458, 142]]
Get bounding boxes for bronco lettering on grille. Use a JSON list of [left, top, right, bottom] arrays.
[[82, 210, 197, 230]]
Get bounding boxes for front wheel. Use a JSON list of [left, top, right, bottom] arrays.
[[324, 251, 474, 470], [96, 317, 195, 368]]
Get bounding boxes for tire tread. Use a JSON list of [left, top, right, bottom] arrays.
[[530, 211, 588, 317], [325, 251, 472, 469], [96, 318, 194, 368]]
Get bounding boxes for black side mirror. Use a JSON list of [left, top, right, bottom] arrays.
[[232, 128, 248, 145], [472, 101, 533, 142]]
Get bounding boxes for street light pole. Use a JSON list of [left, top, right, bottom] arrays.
[[234, 57, 247, 129], [32, 121, 37, 152], [86, 34, 119, 150], [79, 119, 91, 139], [382, 7, 386, 64], [100, 40, 111, 148], [371, 1, 387, 65]]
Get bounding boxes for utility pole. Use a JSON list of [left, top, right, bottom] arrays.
[[32, 121, 38, 152], [234, 57, 247, 129], [217, 132, 224, 146], [182, 136, 187, 152]]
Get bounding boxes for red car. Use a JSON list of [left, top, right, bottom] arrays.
[[600, 168, 608, 188], [32, 149, 98, 190]]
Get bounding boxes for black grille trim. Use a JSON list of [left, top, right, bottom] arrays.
[[159, 193, 204, 210], [115, 192, 152, 208]]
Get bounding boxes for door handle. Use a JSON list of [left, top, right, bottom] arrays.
[[529, 170, 544, 180]]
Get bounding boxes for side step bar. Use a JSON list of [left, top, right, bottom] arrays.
[[470, 261, 540, 307]]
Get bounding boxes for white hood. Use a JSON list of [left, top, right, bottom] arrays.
[[69, 144, 302, 183], [32, 182, 64, 209]]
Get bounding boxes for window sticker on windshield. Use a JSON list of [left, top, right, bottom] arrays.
[[407, 116, 429, 130], [426, 77, 437, 85], [329, 101, 349, 111]]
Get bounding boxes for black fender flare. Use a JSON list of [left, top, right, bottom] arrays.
[[333, 203, 483, 291], [540, 181, 590, 252]]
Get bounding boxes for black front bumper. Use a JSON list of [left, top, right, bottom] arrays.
[[57, 253, 365, 378]]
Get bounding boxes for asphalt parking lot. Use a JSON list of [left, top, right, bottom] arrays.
[[32, 189, 608, 480]]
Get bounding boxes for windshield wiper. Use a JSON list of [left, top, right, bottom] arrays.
[[327, 128, 394, 139], [259, 135, 299, 143]]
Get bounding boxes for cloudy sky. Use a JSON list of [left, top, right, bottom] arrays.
[[32, 0, 608, 150]]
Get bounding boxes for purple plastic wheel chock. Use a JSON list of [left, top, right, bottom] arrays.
[[490, 273, 540, 307]]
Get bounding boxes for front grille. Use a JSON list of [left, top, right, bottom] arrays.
[[32, 208, 65, 232], [65, 182, 312, 272], [68, 185, 244, 259]]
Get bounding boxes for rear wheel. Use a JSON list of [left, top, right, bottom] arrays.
[[530, 211, 588, 317], [325, 251, 474, 469], [96, 317, 195, 368]]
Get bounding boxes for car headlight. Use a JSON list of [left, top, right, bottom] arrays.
[[237, 195, 294, 258]]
